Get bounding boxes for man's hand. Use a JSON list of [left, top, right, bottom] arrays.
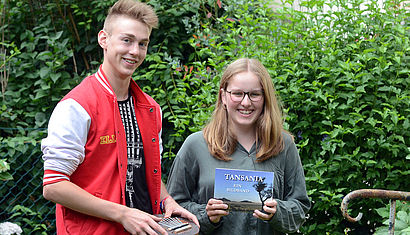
[[205, 198, 229, 224], [163, 197, 200, 227], [119, 207, 167, 235], [253, 198, 277, 221], [43, 181, 167, 234]]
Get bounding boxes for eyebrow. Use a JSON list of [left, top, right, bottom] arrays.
[[229, 88, 263, 91], [120, 33, 150, 42]]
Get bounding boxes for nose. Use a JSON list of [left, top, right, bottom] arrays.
[[129, 44, 140, 56], [241, 94, 252, 106]]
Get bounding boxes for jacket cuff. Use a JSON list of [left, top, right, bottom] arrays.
[[197, 210, 222, 234], [43, 170, 70, 186]]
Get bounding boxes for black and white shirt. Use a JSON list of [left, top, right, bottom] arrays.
[[118, 94, 153, 214]]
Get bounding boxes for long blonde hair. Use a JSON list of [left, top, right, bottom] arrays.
[[203, 58, 285, 162]]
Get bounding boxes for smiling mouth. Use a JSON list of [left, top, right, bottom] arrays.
[[124, 58, 137, 64], [239, 110, 253, 115]]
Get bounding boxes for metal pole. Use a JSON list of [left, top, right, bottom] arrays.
[[388, 200, 396, 235], [341, 189, 410, 225]]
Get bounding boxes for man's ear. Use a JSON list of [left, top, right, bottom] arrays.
[[98, 30, 108, 49]]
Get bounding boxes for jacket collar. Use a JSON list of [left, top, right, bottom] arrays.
[[94, 65, 150, 105], [95, 65, 115, 96]]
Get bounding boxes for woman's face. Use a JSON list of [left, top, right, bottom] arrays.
[[222, 71, 264, 133]]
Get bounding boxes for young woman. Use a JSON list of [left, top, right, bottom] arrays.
[[166, 58, 310, 234]]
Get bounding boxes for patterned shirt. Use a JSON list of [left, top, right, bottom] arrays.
[[118, 94, 153, 214]]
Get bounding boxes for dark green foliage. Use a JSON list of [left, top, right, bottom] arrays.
[[177, 0, 409, 233], [374, 201, 409, 234], [0, 140, 53, 234], [0, 0, 408, 234]]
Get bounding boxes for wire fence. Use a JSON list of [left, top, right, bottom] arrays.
[[1, 130, 56, 234]]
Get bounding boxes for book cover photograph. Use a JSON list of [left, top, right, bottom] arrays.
[[214, 168, 274, 211]]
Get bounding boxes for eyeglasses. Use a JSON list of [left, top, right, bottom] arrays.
[[226, 90, 264, 102]]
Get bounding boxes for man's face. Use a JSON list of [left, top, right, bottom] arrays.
[[99, 15, 150, 80]]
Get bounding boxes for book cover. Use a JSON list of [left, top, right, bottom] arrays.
[[214, 168, 274, 211]]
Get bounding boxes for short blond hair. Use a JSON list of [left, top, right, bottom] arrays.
[[104, 0, 158, 32]]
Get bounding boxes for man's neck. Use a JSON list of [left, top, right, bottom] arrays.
[[101, 64, 132, 101], [111, 78, 131, 101]]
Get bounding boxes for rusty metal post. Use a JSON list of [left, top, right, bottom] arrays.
[[340, 189, 410, 231], [388, 200, 396, 235]]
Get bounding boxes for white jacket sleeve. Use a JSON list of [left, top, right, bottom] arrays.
[[42, 98, 91, 177]]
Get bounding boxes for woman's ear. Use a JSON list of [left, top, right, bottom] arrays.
[[221, 88, 227, 106]]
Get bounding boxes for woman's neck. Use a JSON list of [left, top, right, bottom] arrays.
[[234, 128, 256, 152]]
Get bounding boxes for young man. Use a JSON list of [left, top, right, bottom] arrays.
[[41, 0, 198, 234]]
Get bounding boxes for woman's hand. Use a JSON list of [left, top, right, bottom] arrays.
[[253, 198, 277, 221], [206, 198, 229, 223]]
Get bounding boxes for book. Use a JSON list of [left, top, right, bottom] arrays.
[[214, 168, 274, 211]]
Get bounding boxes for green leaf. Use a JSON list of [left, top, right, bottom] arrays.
[[39, 66, 51, 79], [397, 211, 409, 224], [52, 31, 63, 40], [375, 207, 390, 219], [0, 172, 13, 181], [36, 51, 52, 61], [355, 85, 365, 93], [50, 73, 61, 83]]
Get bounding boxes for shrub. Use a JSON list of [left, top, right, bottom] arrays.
[[0, 159, 12, 181], [166, 0, 410, 233], [374, 201, 410, 235], [1, 0, 408, 234]]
